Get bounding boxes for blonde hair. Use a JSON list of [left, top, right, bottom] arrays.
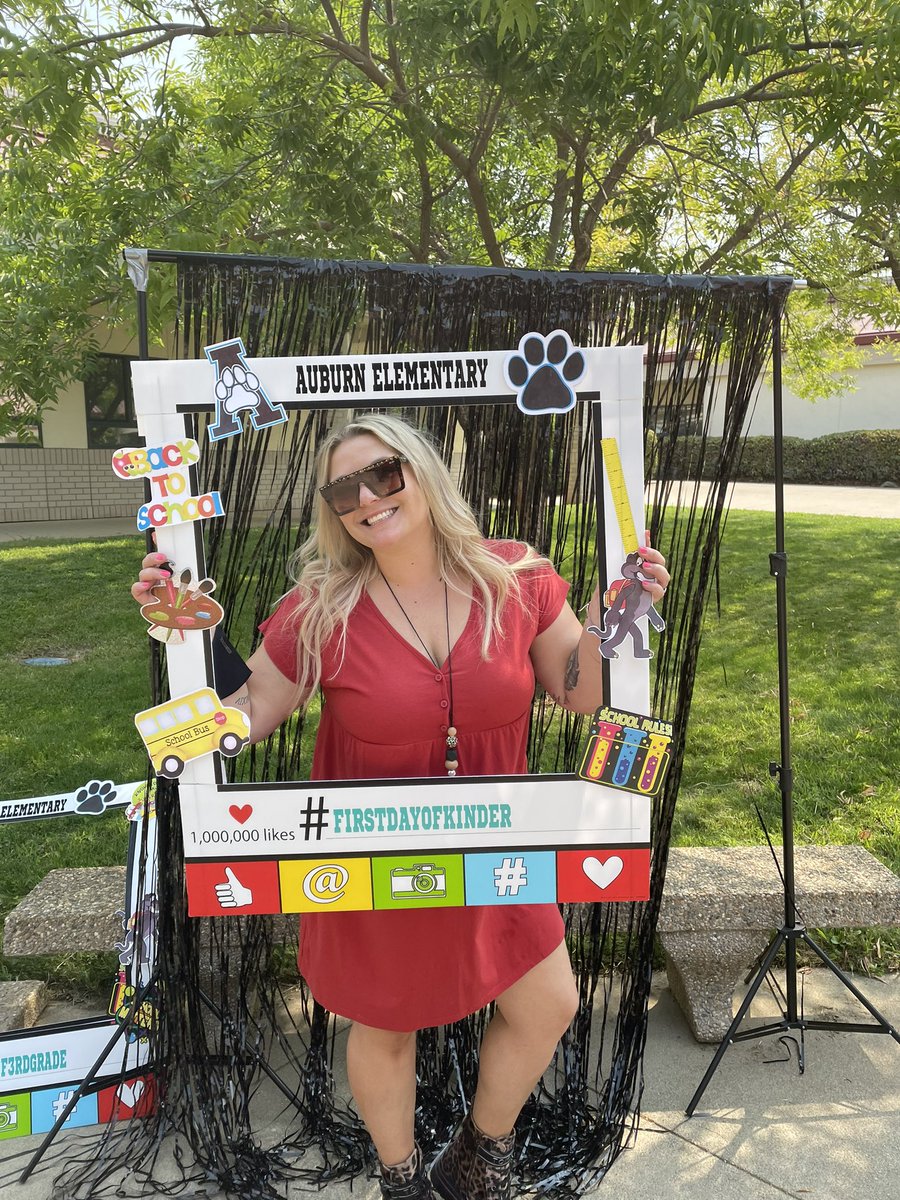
[[285, 413, 542, 703]]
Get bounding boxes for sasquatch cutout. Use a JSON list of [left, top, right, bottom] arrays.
[[588, 552, 666, 659]]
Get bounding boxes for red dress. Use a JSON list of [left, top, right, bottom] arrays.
[[259, 541, 569, 1031]]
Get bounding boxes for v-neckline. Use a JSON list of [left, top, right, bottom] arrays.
[[363, 587, 476, 670]]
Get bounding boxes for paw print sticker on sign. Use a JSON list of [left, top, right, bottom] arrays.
[[504, 330, 587, 415], [74, 779, 117, 815]]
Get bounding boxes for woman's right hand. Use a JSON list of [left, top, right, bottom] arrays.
[[130, 551, 173, 606]]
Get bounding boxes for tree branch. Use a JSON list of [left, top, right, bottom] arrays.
[[571, 126, 655, 269], [697, 140, 818, 272], [317, 0, 346, 43], [687, 64, 822, 119], [359, 0, 372, 57], [544, 134, 572, 268]]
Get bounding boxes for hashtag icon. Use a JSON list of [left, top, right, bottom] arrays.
[[51, 1090, 76, 1122], [299, 795, 330, 841], [493, 856, 528, 897]]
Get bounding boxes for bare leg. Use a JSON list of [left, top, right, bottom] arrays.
[[346, 1021, 417, 1165], [471, 941, 579, 1137]]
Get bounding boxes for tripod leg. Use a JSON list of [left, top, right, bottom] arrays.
[[686, 928, 787, 1118], [800, 932, 900, 1042], [798, 968, 805, 1075], [197, 988, 307, 1113]]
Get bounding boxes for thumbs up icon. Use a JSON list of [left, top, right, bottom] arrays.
[[214, 867, 253, 909]]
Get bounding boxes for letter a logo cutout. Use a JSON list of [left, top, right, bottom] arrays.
[[204, 337, 287, 441]]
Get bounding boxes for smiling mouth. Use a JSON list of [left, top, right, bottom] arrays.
[[362, 507, 398, 527]]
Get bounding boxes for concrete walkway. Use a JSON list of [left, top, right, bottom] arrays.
[[663, 480, 900, 520], [1, 969, 898, 1199], [1, 483, 899, 545]]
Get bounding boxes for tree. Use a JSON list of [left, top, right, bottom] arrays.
[[1, 0, 898, 432]]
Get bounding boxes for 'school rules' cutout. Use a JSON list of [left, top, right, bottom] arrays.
[[128, 342, 660, 917]]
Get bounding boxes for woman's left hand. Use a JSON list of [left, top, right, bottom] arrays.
[[638, 530, 670, 603]]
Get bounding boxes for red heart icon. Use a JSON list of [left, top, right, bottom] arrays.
[[228, 804, 253, 825]]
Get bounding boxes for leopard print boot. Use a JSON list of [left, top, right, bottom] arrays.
[[430, 1112, 515, 1200], [378, 1143, 436, 1200]]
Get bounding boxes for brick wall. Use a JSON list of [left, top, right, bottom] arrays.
[[0, 448, 307, 524], [0, 449, 144, 522]]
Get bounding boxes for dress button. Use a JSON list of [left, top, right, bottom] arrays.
[[440, 699, 448, 709], [440, 724, 448, 733], [434, 672, 443, 682]]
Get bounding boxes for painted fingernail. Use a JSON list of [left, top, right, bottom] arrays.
[[154, 552, 168, 561], [158, 570, 171, 578]]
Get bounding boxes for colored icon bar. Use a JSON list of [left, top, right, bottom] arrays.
[[185, 847, 651, 917]]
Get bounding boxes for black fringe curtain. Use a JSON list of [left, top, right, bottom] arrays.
[[53, 257, 790, 1200]]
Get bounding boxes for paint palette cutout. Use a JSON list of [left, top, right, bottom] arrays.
[[140, 568, 224, 644], [578, 705, 673, 796]]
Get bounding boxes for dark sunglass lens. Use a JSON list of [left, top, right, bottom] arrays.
[[370, 459, 403, 494], [327, 482, 360, 514], [369, 458, 405, 496]]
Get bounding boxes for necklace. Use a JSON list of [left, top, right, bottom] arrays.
[[379, 572, 458, 777]]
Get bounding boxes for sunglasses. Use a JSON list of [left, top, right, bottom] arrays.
[[319, 455, 408, 515]]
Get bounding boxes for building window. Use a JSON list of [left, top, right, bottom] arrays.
[[0, 398, 42, 446], [84, 354, 140, 449]]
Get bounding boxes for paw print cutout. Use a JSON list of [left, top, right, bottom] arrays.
[[75, 779, 117, 815], [504, 330, 587, 415], [214, 363, 262, 415]]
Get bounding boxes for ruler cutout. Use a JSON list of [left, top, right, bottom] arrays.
[[600, 437, 639, 553]]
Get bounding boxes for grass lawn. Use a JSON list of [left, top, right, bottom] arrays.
[[1, 510, 898, 999]]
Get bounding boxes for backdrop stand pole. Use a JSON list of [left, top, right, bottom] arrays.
[[685, 295, 900, 1119]]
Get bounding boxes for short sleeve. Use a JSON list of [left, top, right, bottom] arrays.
[[488, 540, 570, 635], [532, 559, 570, 633], [258, 591, 304, 684]]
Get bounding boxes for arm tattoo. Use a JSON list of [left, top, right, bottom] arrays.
[[232, 692, 251, 707], [564, 646, 580, 692]]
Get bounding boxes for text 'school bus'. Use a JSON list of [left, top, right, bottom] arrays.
[[135, 687, 250, 779]]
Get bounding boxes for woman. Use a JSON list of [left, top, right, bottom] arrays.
[[133, 414, 669, 1200]]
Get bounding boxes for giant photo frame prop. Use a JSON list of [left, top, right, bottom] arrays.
[[130, 342, 654, 919], [0, 798, 156, 1145]]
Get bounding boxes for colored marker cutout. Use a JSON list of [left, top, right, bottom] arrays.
[[578, 705, 673, 797], [135, 688, 250, 779]]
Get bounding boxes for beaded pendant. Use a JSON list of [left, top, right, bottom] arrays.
[[445, 726, 458, 776]]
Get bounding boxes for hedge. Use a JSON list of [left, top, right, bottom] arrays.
[[657, 429, 900, 486]]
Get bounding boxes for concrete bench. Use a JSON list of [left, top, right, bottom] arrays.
[[2, 867, 296, 1030], [0, 980, 48, 1032], [4, 867, 129, 958], [658, 845, 900, 1042]]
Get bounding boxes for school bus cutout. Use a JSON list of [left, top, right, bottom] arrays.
[[135, 687, 250, 779]]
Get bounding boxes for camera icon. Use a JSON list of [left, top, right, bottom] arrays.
[[0, 1101, 19, 1130], [390, 863, 447, 899]]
